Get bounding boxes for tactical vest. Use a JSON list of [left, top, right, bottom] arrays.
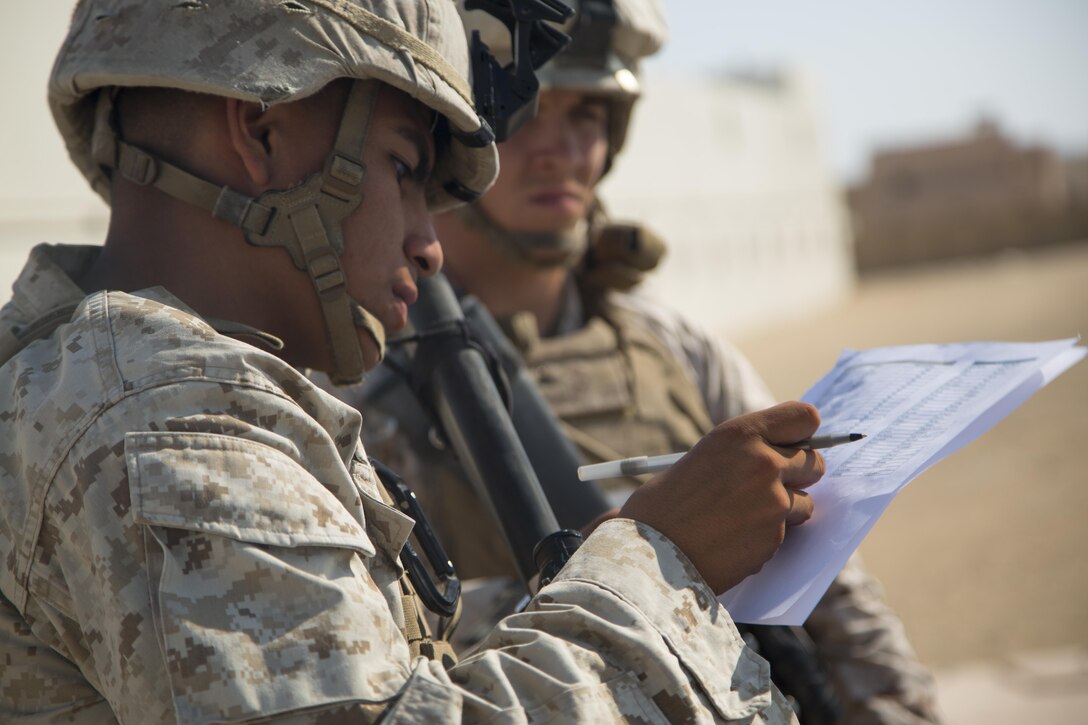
[[504, 294, 716, 496]]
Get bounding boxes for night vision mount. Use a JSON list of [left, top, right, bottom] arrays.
[[464, 0, 575, 143]]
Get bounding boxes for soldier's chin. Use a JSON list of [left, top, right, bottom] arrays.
[[507, 217, 581, 236]]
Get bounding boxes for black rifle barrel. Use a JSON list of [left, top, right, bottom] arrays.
[[408, 273, 561, 584], [460, 296, 613, 528]]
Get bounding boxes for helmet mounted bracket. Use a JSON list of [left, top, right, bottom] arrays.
[[464, 0, 575, 142]]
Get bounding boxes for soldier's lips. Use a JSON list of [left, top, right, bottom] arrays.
[[394, 282, 419, 307], [529, 189, 584, 211], [387, 299, 408, 330], [388, 284, 418, 329]]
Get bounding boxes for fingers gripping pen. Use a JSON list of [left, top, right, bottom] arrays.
[[577, 434, 865, 481]]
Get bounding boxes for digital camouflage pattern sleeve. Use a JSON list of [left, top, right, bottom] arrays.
[[0, 245, 799, 723], [610, 289, 942, 724]]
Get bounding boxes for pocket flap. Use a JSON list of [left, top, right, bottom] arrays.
[[127, 431, 375, 556]]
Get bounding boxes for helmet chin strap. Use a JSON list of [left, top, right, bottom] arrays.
[[92, 81, 388, 385], [455, 201, 588, 269]]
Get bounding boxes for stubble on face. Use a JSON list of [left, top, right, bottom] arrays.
[[479, 89, 610, 234]]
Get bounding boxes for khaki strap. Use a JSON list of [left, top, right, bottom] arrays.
[[430, 638, 458, 669], [320, 79, 374, 209], [397, 569, 458, 666], [1, 304, 80, 366], [334, 77, 376, 159], [376, 477, 459, 667], [400, 587, 425, 646], [349, 300, 387, 372], [204, 318, 285, 351], [399, 580, 427, 661], [114, 144, 275, 235], [319, 81, 389, 380], [11, 304, 80, 346], [91, 79, 389, 384], [92, 92, 275, 235], [290, 205, 365, 381], [559, 419, 627, 462], [307, 0, 474, 106]]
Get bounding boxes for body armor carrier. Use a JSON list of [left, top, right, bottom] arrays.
[[504, 290, 714, 496]]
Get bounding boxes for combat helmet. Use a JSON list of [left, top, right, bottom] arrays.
[[459, 0, 666, 159], [48, 0, 500, 384]]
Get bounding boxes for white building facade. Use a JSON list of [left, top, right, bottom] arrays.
[[599, 69, 855, 336], [0, 5, 108, 294]]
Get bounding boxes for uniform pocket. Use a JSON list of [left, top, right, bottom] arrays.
[[126, 432, 409, 725], [128, 431, 375, 554]]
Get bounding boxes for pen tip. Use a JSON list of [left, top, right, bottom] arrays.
[[850, 433, 866, 441]]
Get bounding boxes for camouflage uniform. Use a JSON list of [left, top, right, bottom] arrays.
[[0, 244, 798, 723], [357, 267, 941, 724]]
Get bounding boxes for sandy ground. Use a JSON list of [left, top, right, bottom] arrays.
[[733, 242, 1088, 718]]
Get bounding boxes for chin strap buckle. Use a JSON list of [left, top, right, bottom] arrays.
[[116, 144, 158, 186], [308, 252, 346, 297]]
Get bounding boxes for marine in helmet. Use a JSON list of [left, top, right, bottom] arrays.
[[353, 1, 942, 722], [0, 1, 826, 722]]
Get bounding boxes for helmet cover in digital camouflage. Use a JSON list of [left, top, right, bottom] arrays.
[[51, 0, 498, 212]]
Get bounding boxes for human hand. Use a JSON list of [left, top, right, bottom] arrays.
[[580, 507, 621, 537], [618, 402, 825, 594]]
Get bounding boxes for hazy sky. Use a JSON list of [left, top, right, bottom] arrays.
[[3, 2, 1085, 202], [647, 0, 1088, 182]]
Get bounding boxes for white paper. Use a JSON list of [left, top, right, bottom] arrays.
[[718, 338, 1086, 625]]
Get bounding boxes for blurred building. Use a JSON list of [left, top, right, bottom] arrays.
[[599, 69, 855, 336], [1067, 156, 1088, 207], [0, 5, 109, 297], [850, 120, 1088, 271]]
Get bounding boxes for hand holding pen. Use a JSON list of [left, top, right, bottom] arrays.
[[615, 402, 829, 594], [578, 433, 865, 481]]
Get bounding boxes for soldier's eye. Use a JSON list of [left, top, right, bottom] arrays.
[[573, 103, 607, 125], [393, 157, 413, 183]]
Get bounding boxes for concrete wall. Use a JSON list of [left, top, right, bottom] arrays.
[[0, 4, 108, 296], [598, 69, 855, 336]]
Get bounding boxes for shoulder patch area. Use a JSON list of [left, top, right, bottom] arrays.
[[127, 431, 374, 555], [104, 291, 297, 393]]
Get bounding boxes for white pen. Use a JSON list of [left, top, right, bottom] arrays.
[[577, 433, 866, 481]]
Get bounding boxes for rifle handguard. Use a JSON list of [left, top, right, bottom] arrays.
[[407, 273, 563, 585]]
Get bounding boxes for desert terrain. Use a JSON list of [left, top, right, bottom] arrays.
[[734, 241, 1088, 720]]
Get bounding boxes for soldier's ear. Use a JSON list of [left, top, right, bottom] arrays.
[[224, 98, 274, 190]]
